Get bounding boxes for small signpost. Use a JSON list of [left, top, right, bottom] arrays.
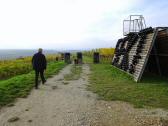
[[64, 53, 71, 64], [93, 52, 100, 63], [77, 52, 83, 64]]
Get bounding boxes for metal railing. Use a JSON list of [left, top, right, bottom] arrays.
[[123, 15, 146, 36]]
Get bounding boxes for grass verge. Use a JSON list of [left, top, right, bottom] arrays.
[[0, 61, 66, 106], [64, 65, 82, 81], [83, 56, 93, 64], [88, 63, 168, 109]]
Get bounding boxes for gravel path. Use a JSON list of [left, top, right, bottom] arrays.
[[0, 64, 168, 126]]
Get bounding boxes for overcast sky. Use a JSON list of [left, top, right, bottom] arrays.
[[0, 0, 168, 50]]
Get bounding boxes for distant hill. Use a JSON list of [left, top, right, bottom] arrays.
[[0, 49, 84, 60], [0, 49, 59, 59]]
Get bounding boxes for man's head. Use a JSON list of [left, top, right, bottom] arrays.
[[38, 48, 43, 53]]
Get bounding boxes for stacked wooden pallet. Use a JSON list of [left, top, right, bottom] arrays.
[[112, 27, 157, 82]]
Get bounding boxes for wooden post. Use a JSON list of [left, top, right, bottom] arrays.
[[64, 53, 71, 64], [77, 52, 83, 64], [93, 52, 100, 63]]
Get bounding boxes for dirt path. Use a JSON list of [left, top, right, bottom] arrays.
[[0, 64, 168, 126]]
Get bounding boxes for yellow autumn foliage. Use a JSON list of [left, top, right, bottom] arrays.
[[0, 54, 59, 80]]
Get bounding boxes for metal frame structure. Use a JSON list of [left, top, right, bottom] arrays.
[[123, 15, 146, 36]]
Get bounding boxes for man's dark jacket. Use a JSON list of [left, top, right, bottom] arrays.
[[32, 52, 47, 71]]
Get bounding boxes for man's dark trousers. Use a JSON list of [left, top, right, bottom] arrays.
[[35, 70, 46, 88]]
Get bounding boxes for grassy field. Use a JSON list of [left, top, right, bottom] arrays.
[[0, 61, 66, 106], [83, 48, 114, 63], [83, 56, 93, 64], [88, 63, 168, 109], [0, 55, 59, 80]]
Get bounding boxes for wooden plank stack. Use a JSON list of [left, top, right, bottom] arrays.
[[112, 27, 168, 82]]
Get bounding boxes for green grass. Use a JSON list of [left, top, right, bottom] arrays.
[[0, 61, 66, 106], [83, 56, 93, 64], [0, 55, 59, 80], [88, 63, 168, 109], [64, 65, 82, 81], [83, 55, 112, 64]]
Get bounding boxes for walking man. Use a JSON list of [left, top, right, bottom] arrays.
[[32, 48, 47, 89]]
